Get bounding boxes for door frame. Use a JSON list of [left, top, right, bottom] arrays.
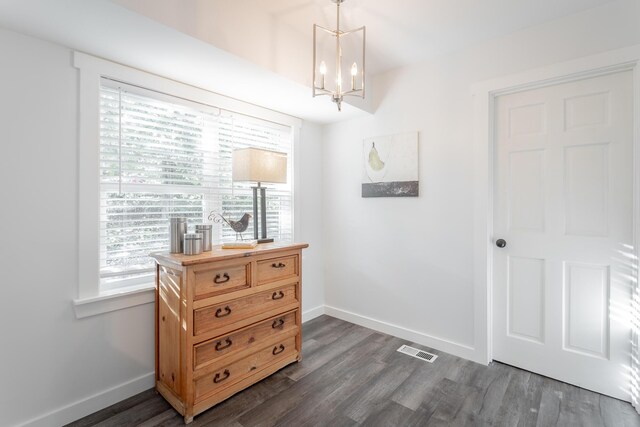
[[471, 44, 640, 367]]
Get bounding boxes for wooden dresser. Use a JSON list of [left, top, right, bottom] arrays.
[[151, 242, 308, 423]]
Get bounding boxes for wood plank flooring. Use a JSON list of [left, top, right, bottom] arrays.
[[67, 315, 640, 427]]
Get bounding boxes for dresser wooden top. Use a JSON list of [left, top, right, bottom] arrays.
[[151, 242, 309, 267]]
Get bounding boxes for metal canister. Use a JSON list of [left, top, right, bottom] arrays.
[[195, 224, 213, 251], [169, 217, 188, 253], [183, 233, 203, 255]]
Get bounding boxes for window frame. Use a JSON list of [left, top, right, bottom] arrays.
[[73, 52, 302, 318]]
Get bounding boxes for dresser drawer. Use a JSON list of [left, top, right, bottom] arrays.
[[193, 310, 298, 370], [194, 262, 251, 300], [193, 284, 298, 336], [194, 335, 297, 402], [257, 255, 298, 285]]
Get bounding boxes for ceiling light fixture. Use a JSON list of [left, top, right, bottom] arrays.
[[313, 0, 365, 111]]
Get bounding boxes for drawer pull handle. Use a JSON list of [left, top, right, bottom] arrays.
[[214, 273, 230, 284], [272, 262, 286, 269], [272, 319, 285, 329], [213, 369, 230, 383], [215, 338, 233, 351], [272, 344, 285, 355], [215, 306, 232, 317], [272, 291, 285, 300]]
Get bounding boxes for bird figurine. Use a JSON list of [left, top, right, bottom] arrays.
[[208, 212, 252, 241]]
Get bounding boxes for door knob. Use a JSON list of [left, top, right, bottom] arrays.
[[496, 239, 507, 248]]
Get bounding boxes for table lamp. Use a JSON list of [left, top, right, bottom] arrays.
[[232, 148, 287, 243]]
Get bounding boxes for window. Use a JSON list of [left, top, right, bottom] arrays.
[[98, 81, 293, 293], [73, 52, 300, 317]]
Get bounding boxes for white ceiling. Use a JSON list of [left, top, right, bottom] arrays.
[[249, 0, 617, 74], [0, 0, 619, 123], [0, 0, 367, 123]]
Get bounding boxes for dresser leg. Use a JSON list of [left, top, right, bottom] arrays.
[[184, 415, 194, 424]]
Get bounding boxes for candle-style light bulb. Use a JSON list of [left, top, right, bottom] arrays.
[[319, 61, 327, 89], [350, 62, 358, 90]]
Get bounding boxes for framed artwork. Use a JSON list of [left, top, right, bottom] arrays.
[[362, 131, 419, 197]]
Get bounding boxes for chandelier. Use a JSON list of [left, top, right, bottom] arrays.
[[312, 0, 365, 111]]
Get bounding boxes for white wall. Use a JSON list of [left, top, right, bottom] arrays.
[[112, 0, 311, 89], [0, 28, 325, 427], [298, 123, 326, 320], [0, 28, 153, 427], [110, 0, 375, 114], [322, 0, 640, 361]]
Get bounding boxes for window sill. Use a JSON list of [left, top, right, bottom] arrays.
[[73, 283, 156, 319]]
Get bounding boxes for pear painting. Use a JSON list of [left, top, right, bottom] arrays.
[[362, 132, 419, 197], [368, 142, 385, 171]]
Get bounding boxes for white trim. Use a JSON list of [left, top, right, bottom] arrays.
[[324, 305, 479, 362], [77, 57, 101, 301], [293, 125, 302, 246], [16, 372, 155, 427], [632, 46, 640, 414], [302, 305, 325, 322], [73, 52, 302, 129], [73, 285, 156, 319], [471, 43, 640, 365]]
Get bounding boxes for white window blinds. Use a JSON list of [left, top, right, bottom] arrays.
[[99, 81, 293, 292]]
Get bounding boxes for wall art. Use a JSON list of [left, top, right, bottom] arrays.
[[362, 132, 419, 197]]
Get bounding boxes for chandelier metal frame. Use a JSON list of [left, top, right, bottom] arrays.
[[312, 0, 366, 111]]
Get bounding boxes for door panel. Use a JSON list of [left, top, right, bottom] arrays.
[[564, 91, 610, 130], [509, 103, 547, 136], [509, 150, 546, 232], [508, 256, 545, 343], [493, 70, 633, 401], [564, 144, 609, 236], [563, 262, 609, 359]]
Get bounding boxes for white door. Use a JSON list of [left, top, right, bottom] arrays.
[[492, 71, 634, 401]]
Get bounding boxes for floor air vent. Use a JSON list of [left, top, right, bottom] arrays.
[[397, 345, 438, 363]]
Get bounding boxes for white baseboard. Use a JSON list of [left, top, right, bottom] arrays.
[[17, 372, 155, 427], [17, 304, 478, 427], [18, 305, 325, 427], [302, 305, 325, 323], [324, 305, 480, 362]]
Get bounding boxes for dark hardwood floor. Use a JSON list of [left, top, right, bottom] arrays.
[[68, 315, 640, 427]]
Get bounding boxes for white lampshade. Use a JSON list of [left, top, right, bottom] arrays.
[[232, 148, 287, 184]]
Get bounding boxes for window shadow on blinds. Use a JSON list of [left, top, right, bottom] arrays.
[[99, 82, 293, 292]]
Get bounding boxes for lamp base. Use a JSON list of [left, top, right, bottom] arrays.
[[257, 238, 274, 244]]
